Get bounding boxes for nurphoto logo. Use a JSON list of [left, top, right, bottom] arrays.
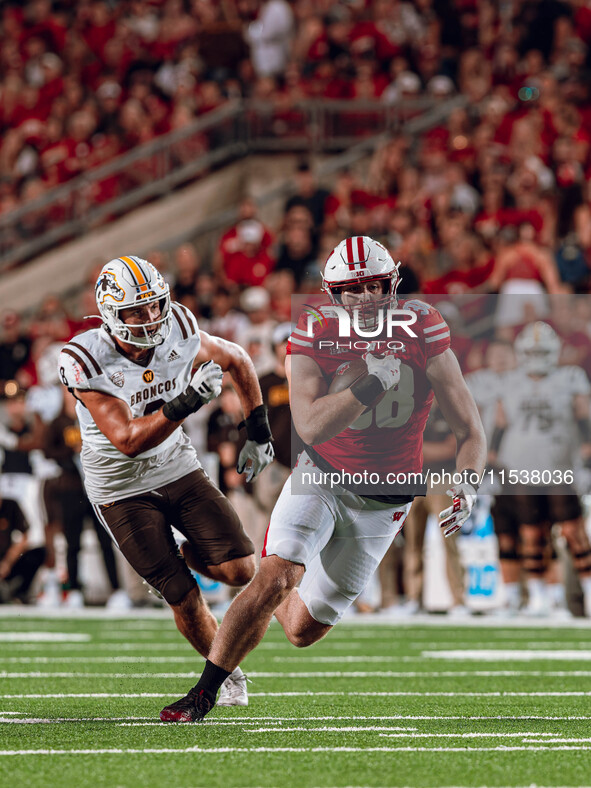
[[304, 305, 418, 339]]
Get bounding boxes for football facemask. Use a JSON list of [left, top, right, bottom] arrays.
[[321, 236, 401, 330], [95, 256, 172, 348]]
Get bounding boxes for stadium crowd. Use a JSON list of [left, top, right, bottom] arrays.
[[2, 0, 591, 615]]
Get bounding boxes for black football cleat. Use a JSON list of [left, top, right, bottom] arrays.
[[159, 687, 213, 723]]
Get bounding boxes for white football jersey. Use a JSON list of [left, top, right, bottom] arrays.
[[465, 368, 505, 443], [58, 302, 202, 504], [498, 365, 591, 479]]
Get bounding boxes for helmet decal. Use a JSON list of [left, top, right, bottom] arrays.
[[345, 237, 369, 270], [97, 271, 125, 303]]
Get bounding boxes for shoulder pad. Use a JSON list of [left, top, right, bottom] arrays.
[[58, 337, 103, 389], [170, 302, 199, 341]]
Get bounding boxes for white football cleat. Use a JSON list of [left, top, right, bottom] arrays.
[[37, 587, 62, 608], [106, 589, 133, 610], [447, 604, 471, 618], [63, 589, 84, 609], [217, 670, 248, 707]]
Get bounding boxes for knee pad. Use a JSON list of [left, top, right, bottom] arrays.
[[299, 570, 355, 627], [142, 561, 196, 606]]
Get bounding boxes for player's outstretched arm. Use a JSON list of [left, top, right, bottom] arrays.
[[195, 330, 263, 416], [287, 354, 369, 445], [196, 331, 274, 480]]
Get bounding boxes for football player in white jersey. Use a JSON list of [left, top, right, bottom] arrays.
[[159, 236, 486, 723], [492, 321, 591, 615], [58, 256, 274, 710], [466, 339, 521, 613]]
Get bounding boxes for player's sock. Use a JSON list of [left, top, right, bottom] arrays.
[[504, 582, 521, 611], [526, 578, 548, 613], [580, 575, 591, 617], [548, 582, 566, 610], [195, 659, 231, 705]]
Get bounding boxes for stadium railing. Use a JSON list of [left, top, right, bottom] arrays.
[[0, 96, 466, 272]]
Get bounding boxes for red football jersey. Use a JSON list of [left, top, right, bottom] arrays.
[[288, 299, 450, 480]]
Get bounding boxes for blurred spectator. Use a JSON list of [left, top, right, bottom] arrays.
[[275, 222, 318, 286], [43, 389, 125, 608], [245, 0, 295, 79], [28, 295, 78, 343], [265, 268, 296, 320], [172, 242, 201, 301], [220, 219, 276, 286], [214, 197, 274, 276], [0, 390, 47, 578], [382, 69, 421, 104], [0, 312, 32, 395], [0, 496, 45, 605], [207, 285, 250, 343], [284, 161, 331, 231], [238, 286, 276, 375]]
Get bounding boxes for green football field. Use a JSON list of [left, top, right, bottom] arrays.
[[1, 611, 591, 788]]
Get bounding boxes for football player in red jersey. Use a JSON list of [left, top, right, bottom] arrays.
[[160, 236, 486, 722]]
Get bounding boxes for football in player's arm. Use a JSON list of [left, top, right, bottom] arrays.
[[59, 256, 274, 712]]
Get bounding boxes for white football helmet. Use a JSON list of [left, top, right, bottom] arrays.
[[515, 321, 561, 376], [95, 256, 171, 347], [321, 236, 401, 328]]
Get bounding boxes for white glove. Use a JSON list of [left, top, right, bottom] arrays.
[[237, 439, 274, 483], [0, 424, 18, 451], [190, 360, 223, 404], [438, 483, 477, 537], [363, 352, 401, 391]]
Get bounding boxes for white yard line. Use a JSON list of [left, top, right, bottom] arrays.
[[242, 730, 560, 737], [422, 650, 591, 660], [2, 605, 591, 628], [0, 633, 90, 642], [2, 690, 591, 699], [377, 732, 561, 739], [117, 724, 419, 731], [275, 654, 589, 663], [0, 745, 591, 755], [408, 641, 591, 649], [523, 738, 591, 743], [0, 657, 200, 664], [2, 714, 591, 723], [3, 670, 591, 679]]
